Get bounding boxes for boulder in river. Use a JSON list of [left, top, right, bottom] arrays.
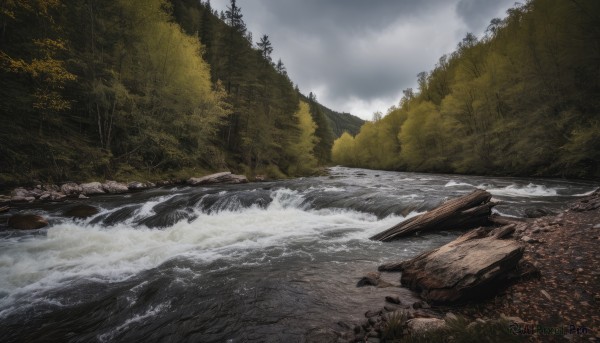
[[8, 214, 48, 230], [42, 184, 60, 192], [357, 272, 394, 288], [11, 187, 37, 198], [380, 228, 524, 304], [10, 196, 35, 203], [127, 181, 155, 191], [188, 172, 248, 186], [81, 182, 105, 195], [524, 207, 554, 218], [102, 180, 129, 194], [42, 191, 67, 202], [61, 182, 83, 196], [63, 204, 99, 218]]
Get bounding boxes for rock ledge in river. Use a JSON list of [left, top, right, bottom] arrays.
[[380, 229, 524, 304]]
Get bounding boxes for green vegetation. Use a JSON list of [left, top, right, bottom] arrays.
[[299, 93, 364, 138], [0, 0, 351, 186], [332, 0, 600, 178]]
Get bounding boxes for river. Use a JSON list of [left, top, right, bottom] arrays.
[[0, 167, 597, 342]]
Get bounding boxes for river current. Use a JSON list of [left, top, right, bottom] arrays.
[[0, 167, 597, 342]]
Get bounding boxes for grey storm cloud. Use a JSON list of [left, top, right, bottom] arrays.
[[456, 0, 511, 33], [210, 0, 515, 119]]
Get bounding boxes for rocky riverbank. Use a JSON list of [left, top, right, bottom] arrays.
[[331, 190, 600, 343], [0, 171, 249, 230]]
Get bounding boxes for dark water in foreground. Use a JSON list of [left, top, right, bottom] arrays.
[[0, 167, 597, 342]]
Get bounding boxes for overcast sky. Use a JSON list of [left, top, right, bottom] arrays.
[[210, 0, 515, 120]]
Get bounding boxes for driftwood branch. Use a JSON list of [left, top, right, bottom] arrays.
[[370, 189, 493, 242]]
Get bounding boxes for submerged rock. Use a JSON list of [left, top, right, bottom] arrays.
[[188, 172, 248, 186], [524, 207, 554, 218], [357, 271, 394, 288], [8, 214, 48, 230], [357, 272, 382, 287], [64, 204, 99, 218], [10, 196, 35, 203]]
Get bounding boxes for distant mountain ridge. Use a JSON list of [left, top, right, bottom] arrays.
[[299, 94, 364, 138]]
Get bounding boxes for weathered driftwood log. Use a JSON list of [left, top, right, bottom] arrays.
[[379, 228, 524, 303], [187, 172, 248, 186], [370, 189, 493, 241]]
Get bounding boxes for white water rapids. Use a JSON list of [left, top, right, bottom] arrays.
[[0, 167, 597, 342]]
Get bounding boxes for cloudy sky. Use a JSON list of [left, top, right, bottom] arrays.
[[210, 0, 515, 120]]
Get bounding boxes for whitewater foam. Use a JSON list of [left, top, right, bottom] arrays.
[[444, 180, 475, 187], [0, 192, 398, 317], [484, 183, 558, 197]]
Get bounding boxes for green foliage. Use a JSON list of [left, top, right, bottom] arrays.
[[286, 101, 319, 175], [331, 132, 357, 167], [0, 0, 334, 182], [307, 92, 335, 164], [299, 93, 364, 138], [334, 0, 600, 178]]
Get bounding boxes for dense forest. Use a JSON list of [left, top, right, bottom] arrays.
[[0, 0, 359, 185], [298, 93, 364, 138], [332, 0, 600, 178]]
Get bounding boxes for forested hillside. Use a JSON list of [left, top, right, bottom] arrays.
[[298, 94, 364, 138], [332, 0, 600, 178], [0, 0, 350, 185]]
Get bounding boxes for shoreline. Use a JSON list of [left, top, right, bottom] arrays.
[[450, 192, 600, 342], [340, 190, 600, 342], [1, 170, 598, 341], [0, 171, 253, 208]]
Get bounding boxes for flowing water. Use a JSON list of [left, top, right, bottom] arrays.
[[0, 167, 597, 342]]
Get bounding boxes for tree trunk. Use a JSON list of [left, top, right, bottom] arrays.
[[370, 189, 493, 242]]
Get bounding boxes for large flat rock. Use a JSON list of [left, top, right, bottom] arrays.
[[387, 229, 524, 303]]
